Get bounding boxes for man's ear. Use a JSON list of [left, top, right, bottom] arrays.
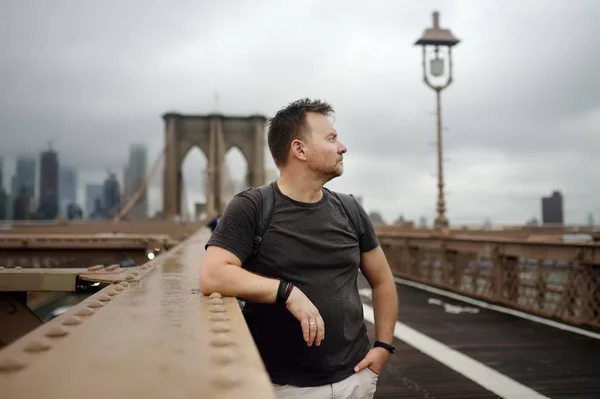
[[290, 139, 308, 162]]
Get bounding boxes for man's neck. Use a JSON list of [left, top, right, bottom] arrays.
[[277, 170, 325, 203]]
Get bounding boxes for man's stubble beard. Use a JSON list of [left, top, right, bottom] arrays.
[[315, 162, 343, 184]]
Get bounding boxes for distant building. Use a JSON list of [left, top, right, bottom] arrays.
[[123, 145, 148, 219], [104, 173, 121, 218], [59, 166, 77, 216], [0, 157, 6, 220], [541, 191, 564, 225], [66, 203, 83, 220], [14, 155, 36, 198], [38, 149, 59, 219], [12, 189, 32, 220], [85, 184, 104, 218]]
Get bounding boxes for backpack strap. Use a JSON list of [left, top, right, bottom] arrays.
[[246, 182, 276, 271], [329, 190, 365, 240]]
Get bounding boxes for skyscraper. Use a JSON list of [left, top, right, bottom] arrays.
[[12, 155, 36, 219], [38, 148, 59, 219], [104, 172, 121, 218], [541, 191, 564, 225], [59, 166, 77, 216], [123, 144, 148, 219], [0, 157, 7, 220], [14, 155, 36, 197], [85, 184, 104, 218]]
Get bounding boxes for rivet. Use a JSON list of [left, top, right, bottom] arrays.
[[211, 349, 236, 365], [87, 300, 104, 308], [88, 265, 104, 271], [132, 270, 141, 277], [210, 323, 231, 333], [208, 298, 224, 305], [106, 264, 120, 271], [120, 282, 131, 288], [209, 314, 229, 322], [125, 274, 135, 280], [96, 294, 111, 302], [14, 266, 22, 270], [113, 285, 125, 292], [62, 316, 82, 326], [106, 289, 119, 296], [210, 334, 235, 347], [0, 358, 26, 372], [75, 307, 94, 316], [24, 340, 51, 352], [209, 293, 223, 299], [211, 372, 241, 388], [209, 305, 226, 313], [141, 265, 150, 270], [45, 325, 68, 338]]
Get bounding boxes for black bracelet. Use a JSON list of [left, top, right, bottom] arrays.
[[283, 281, 294, 303], [276, 280, 289, 305], [374, 340, 396, 354]]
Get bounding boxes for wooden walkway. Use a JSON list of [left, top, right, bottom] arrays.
[[360, 276, 600, 399]]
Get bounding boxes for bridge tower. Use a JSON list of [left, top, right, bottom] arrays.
[[162, 113, 267, 219]]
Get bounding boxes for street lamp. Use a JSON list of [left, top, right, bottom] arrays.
[[414, 11, 460, 229]]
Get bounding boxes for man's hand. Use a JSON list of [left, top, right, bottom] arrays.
[[354, 347, 390, 375], [285, 287, 325, 347]]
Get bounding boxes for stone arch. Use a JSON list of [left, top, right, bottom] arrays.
[[162, 112, 267, 218], [222, 145, 250, 203], [179, 145, 208, 219]]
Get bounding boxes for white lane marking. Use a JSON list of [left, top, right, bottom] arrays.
[[427, 297, 480, 314], [360, 292, 550, 398], [393, 276, 600, 340]]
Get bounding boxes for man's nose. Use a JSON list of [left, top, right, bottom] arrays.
[[338, 142, 347, 154]]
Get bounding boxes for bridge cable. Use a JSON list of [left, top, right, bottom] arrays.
[[112, 146, 165, 223]]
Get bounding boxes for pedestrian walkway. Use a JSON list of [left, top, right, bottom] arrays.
[[358, 275, 600, 399]]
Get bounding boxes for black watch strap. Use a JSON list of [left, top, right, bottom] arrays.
[[374, 340, 395, 354]]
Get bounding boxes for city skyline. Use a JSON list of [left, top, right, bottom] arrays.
[[1, 1, 599, 224]]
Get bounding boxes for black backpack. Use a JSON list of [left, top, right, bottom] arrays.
[[243, 182, 365, 273], [240, 182, 365, 336]]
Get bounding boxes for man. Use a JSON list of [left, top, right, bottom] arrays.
[[200, 98, 398, 398]]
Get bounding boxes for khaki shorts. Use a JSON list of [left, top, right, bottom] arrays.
[[273, 368, 379, 399]]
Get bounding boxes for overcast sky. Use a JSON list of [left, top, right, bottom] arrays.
[[1, 0, 598, 225]]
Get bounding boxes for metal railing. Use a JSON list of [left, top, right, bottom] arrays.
[[379, 232, 600, 329]]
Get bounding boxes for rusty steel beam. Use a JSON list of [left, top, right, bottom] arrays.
[[378, 232, 600, 264], [0, 293, 43, 348], [0, 264, 149, 292], [0, 230, 275, 399], [0, 234, 177, 249], [0, 220, 207, 241]]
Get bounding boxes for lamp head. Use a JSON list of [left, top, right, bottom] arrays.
[[414, 11, 460, 48]]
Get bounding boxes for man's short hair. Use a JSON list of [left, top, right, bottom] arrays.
[[267, 98, 334, 167]]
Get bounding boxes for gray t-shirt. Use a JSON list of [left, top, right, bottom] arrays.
[[205, 181, 379, 387]]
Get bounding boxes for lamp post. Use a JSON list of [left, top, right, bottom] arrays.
[[414, 11, 460, 229]]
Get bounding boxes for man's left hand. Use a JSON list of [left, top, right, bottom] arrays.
[[354, 347, 390, 375]]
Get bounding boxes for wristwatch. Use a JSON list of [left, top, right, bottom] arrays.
[[374, 340, 395, 354]]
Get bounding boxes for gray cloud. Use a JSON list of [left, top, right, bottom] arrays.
[[1, 0, 599, 224]]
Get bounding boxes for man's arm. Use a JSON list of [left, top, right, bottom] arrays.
[[360, 246, 398, 345], [199, 191, 281, 302], [200, 245, 280, 303], [199, 192, 325, 346]]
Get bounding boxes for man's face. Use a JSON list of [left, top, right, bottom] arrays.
[[303, 112, 347, 180]]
